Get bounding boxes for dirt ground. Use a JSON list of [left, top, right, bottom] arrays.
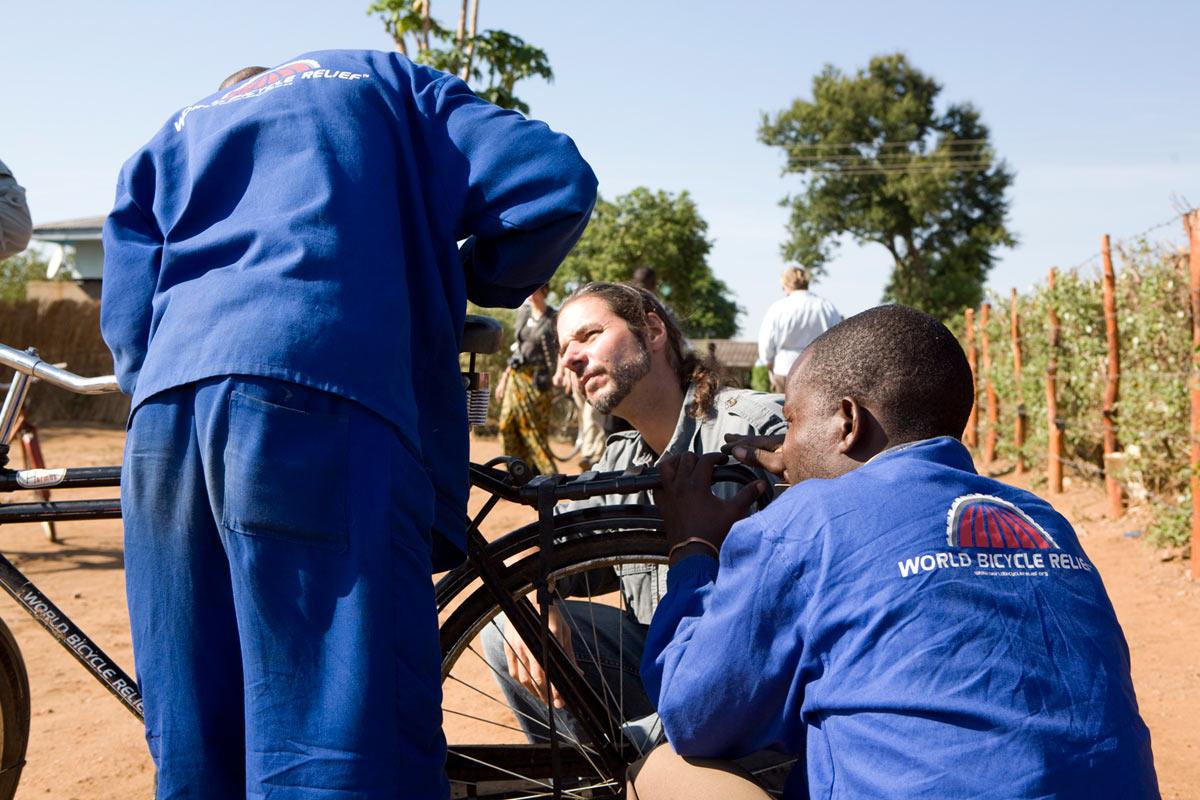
[[0, 425, 1196, 798]]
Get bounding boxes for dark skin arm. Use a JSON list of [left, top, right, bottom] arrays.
[[655, 452, 767, 565]]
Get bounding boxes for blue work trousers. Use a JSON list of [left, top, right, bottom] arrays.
[[122, 376, 448, 799]]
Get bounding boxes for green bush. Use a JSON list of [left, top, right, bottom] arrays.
[[750, 365, 772, 393], [963, 242, 1193, 548]]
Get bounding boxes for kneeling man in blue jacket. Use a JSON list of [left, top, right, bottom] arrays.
[[634, 304, 1158, 800]]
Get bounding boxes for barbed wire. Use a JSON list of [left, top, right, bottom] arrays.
[[1045, 454, 1184, 513], [973, 444, 1184, 513], [962, 208, 1200, 529], [979, 368, 1193, 379], [976, 413, 1189, 441], [1062, 210, 1195, 273], [976, 329, 1192, 349]]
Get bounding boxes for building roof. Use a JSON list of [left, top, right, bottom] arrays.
[[31, 216, 106, 242], [690, 339, 759, 369]]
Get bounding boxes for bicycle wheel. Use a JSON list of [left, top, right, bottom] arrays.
[[0, 616, 31, 799], [438, 505, 666, 799], [548, 393, 582, 463]]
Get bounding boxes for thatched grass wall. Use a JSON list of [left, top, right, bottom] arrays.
[[0, 300, 129, 425]]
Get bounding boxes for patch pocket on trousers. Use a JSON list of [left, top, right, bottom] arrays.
[[223, 389, 349, 551]]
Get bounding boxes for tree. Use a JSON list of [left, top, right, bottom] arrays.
[[368, 0, 552, 114], [758, 53, 1016, 320], [0, 250, 52, 302], [552, 188, 743, 339]]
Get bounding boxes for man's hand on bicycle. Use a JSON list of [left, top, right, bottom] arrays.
[[504, 603, 579, 709], [721, 432, 786, 478], [655, 452, 767, 566]]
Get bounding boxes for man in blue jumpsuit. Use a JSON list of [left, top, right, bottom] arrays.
[[100, 50, 596, 799], [634, 305, 1159, 799]]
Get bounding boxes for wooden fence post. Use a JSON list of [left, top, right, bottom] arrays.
[[981, 303, 998, 465], [1185, 211, 1200, 579], [964, 307, 978, 449], [1010, 288, 1026, 476], [1101, 235, 1124, 519], [1046, 269, 1063, 494]]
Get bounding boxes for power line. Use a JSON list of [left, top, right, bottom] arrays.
[[787, 143, 989, 157], [786, 153, 991, 166], [786, 148, 991, 163], [787, 154, 993, 166], [803, 163, 994, 176], [784, 138, 989, 151]]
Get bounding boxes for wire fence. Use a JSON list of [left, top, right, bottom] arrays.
[[959, 208, 1200, 573]]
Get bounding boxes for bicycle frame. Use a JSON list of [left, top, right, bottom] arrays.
[[0, 345, 139, 718]]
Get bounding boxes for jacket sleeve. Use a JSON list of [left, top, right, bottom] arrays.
[[429, 75, 597, 308], [100, 150, 163, 397], [0, 160, 31, 261], [641, 518, 809, 759]]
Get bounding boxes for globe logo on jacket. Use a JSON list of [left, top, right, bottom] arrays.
[[222, 60, 320, 100], [896, 493, 1094, 578], [945, 494, 1059, 549]]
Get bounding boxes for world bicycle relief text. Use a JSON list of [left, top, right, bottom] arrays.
[[897, 551, 1093, 578], [21, 590, 145, 714]]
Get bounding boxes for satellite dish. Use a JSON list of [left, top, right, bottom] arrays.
[[45, 244, 64, 279]]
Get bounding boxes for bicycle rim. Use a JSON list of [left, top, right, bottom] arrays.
[[548, 396, 581, 463], [0, 616, 30, 800], [438, 509, 665, 799]]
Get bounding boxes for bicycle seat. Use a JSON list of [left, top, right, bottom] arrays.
[[462, 315, 503, 355]]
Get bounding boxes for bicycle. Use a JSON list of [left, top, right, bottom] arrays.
[[548, 390, 583, 463], [1, 351, 69, 543], [0, 320, 770, 799]]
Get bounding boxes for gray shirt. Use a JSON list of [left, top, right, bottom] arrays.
[[560, 383, 787, 623], [0, 160, 31, 261]]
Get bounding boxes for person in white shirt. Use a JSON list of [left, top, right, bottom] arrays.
[[0, 159, 31, 261], [757, 266, 841, 392]]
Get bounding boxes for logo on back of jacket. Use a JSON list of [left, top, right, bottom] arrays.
[[173, 59, 371, 132], [896, 493, 1093, 579]]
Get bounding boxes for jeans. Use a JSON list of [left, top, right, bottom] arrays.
[[480, 600, 664, 753]]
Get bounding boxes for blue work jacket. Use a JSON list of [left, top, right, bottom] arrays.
[[101, 50, 597, 567], [643, 437, 1159, 799]]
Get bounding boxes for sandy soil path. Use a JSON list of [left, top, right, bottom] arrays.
[[0, 426, 1195, 798]]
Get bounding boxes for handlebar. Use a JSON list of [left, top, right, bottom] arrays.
[[0, 344, 119, 395], [471, 459, 776, 510]]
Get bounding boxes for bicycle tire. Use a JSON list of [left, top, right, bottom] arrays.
[[438, 505, 665, 799], [547, 393, 582, 463], [0, 616, 31, 800]]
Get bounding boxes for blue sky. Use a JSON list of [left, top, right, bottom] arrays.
[[5, 0, 1198, 339]]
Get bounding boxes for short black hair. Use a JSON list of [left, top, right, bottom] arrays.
[[799, 304, 974, 442], [219, 66, 269, 91]]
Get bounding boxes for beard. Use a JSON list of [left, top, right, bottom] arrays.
[[587, 341, 652, 415]]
